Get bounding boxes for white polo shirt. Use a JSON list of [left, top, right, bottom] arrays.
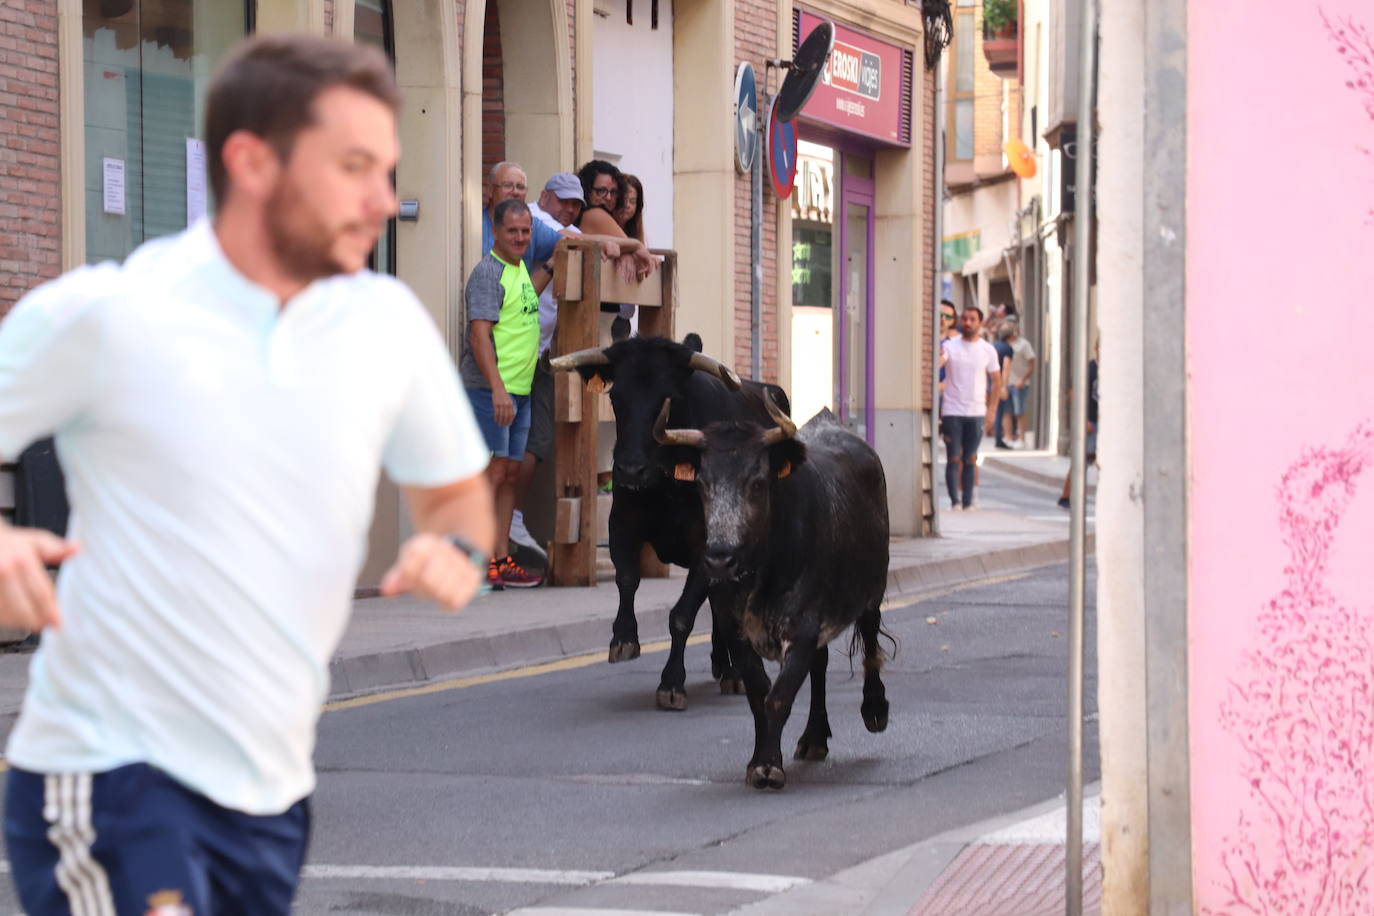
[[0, 221, 489, 815]]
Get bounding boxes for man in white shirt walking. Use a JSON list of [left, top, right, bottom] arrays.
[[940, 305, 1003, 509], [0, 34, 493, 915]]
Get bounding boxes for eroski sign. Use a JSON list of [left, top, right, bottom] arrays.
[[824, 41, 881, 100]]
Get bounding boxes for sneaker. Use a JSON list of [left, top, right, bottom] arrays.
[[949, 502, 962, 512], [486, 557, 505, 592], [497, 555, 543, 588], [1058, 497, 1071, 509], [508, 510, 548, 562], [995, 440, 1012, 449]]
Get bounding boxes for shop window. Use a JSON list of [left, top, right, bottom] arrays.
[[355, 0, 397, 276], [83, 0, 249, 264]]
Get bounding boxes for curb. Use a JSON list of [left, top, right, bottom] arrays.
[[325, 536, 1086, 702]]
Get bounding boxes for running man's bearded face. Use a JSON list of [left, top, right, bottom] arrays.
[[961, 308, 983, 340], [263, 86, 399, 280]]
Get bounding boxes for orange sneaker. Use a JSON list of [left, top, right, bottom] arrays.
[[497, 555, 543, 588], [486, 557, 505, 592]]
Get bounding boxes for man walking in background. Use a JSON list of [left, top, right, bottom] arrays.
[[1005, 317, 1038, 447], [941, 305, 1003, 510]]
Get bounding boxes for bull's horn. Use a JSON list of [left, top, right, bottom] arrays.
[[686, 352, 742, 392], [760, 389, 796, 445], [550, 347, 610, 371], [652, 399, 706, 448]]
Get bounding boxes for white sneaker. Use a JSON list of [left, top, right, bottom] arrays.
[[508, 510, 547, 561]]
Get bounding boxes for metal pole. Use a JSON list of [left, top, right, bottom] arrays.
[[930, 57, 946, 536], [1066, 0, 1097, 912], [751, 94, 765, 380]]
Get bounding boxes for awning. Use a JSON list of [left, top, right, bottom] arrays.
[[960, 245, 1009, 277]]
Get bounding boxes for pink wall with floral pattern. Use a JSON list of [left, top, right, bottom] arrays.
[[1188, 3, 1374, 912]]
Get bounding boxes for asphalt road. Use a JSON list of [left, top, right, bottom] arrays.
[[291, 554, 1098, 916]]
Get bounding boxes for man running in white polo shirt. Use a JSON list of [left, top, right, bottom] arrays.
[[0, 35, 494, 915]]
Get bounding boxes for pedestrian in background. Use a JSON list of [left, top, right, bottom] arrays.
[[941, 305, 1003, 510], [1005, 317, 1038, 447], [1060, 341, 1100, 508], [0, 34, 494, 915], [993, 323, 1016, 449], [462, 199, 546, 590]]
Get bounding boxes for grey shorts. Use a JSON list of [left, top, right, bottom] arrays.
[[525, 357, 554, 462]]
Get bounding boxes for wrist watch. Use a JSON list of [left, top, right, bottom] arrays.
[[447, 535, 489, 573]]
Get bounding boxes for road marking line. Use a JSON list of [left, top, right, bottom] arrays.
[[324, 634, 712, 712], [609, 871, 811, 893], [505, 909, 700, 916], [301, 865, 613, 885]]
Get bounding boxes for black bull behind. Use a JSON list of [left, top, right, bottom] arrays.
[[550, 335, 792, 710], [655, 398, 892, 790]]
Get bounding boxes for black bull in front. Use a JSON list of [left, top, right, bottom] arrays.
[[655, 400, 892, 790], [550, 335, 792, 710]]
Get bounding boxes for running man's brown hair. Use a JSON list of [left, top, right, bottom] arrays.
[[204, 34, 401, 204]]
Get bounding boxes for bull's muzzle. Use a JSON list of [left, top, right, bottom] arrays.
[[702, 545, 741, 581]]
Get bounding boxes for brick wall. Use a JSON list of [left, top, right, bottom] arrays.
[[481, 0, 505, 175], [732, 0, 780, 383], [0, 0, 61, 316]]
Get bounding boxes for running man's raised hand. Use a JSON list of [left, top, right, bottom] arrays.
[[0, 525, 79, 631], [379, 532, 483, 612]]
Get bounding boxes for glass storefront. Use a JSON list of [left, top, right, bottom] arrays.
[[83, 0, 250, 264]]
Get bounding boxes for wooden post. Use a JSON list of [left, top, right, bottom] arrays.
[[551, 239, 602, 586], [550, 243, 678, 586]]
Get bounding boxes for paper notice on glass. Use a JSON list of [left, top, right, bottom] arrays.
[[186, 138, 208, 224], [102, 157, 125, 215]]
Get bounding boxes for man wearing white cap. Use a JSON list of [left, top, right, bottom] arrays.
[[508, 174, 586, 561]]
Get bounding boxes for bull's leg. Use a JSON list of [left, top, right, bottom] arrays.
[[857, 605, 890, 733], [793, 647, 831, 761], [655, 565, 711, 711], [747, 633, 818, 791], [711, 612, 746, 695], [607, 515, 644, 663], [731, 641, 781, 789]]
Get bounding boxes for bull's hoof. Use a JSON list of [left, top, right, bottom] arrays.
[[711, 659, 724, 680], [655, 687, 688, 711], [608, 640, 641, 663], [718, 675, 746, 695], [746, 764, 787, 790], [793, 739, 829, 762], [862, 700, 890, 733]]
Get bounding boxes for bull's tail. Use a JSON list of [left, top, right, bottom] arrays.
[[846, 605, 899, 674]]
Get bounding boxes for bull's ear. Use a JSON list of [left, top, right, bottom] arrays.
[[576, 365, 613, 391], [769, 439, 807, 479], [657, 445, 701, 482]]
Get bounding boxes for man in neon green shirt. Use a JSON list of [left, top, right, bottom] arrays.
[[460, 199, 547, 589]]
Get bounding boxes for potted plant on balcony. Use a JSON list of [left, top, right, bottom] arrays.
[[983, 0, 1017, 38], [981, 0, 1018, 76]]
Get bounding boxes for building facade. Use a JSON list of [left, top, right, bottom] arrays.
[[0, 0, 939, 582]]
